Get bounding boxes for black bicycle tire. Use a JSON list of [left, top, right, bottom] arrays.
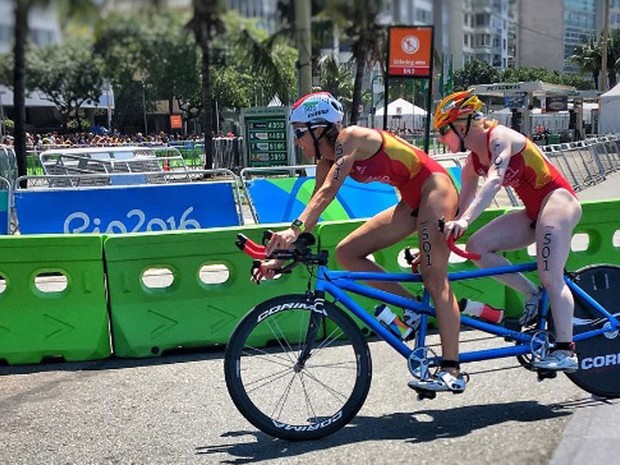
[[565, 264, 620, 398], [224, 294, 373, 440]]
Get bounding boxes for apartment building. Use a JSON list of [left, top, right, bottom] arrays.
[[517, 0, 598, 72], [0, 0, 61, 53]]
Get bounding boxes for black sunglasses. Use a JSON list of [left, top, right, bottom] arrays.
[[294, 124, 328, 140]]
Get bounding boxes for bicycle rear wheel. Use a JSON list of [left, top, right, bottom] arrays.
[[566, 265, 620, 398], [224, 294, 372, 440]]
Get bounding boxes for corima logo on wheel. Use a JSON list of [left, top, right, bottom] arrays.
[[580, 352, 620, 371], [273, 410, 343, 432], [257, 301, 327, 322]]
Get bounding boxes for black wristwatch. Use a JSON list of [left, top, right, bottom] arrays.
[[291, 219, 306, 232]]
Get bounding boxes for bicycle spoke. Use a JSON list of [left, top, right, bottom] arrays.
[[296, 372, 320, 423], [271, 372, 297, 420], [300, 367, 352, 403], [225, 295, 372, 440], [244, 366, 295, 394], [265, 317, 300, 363], [241, 346, 297, 368], [307, 360, 358, 370], [308, 325, 346, 358]]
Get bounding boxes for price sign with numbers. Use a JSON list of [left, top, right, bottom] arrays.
[[241, 106, 293, 167]]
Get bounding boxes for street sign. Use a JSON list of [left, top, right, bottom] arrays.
[[241, 106, 293, 167], [387, 26, 433, 77]]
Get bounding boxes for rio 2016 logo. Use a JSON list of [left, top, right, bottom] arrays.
[[63, 207, 201, 233]]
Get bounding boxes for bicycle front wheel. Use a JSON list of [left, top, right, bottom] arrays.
[[566, 265, 620, 398], [224, 294, 372, 440]]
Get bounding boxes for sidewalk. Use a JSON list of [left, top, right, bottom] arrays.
[[549, 400, 620, 465], [577, 171, 620, 201]]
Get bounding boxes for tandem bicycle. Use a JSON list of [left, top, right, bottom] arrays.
[[224, 231, 620, 441]]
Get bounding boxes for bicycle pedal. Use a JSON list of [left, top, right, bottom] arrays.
[[536, 369, 557, 381]]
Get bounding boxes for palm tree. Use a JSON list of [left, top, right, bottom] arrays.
[[316, 53, 354, 109], [605, 28, 620, 88], [11, 0, 99, 181], [570, 36, 602, 89], [188, 0, 226, 170], [321, 0, 387, 124]]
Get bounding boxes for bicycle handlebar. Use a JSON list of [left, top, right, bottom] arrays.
[[235, 234, 267, 259], [235, 232, 325, 265], [446, 236, 481, 260], [437, 217, 481, 261]]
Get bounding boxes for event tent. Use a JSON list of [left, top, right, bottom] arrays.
[[599, 83, 620, 133], [373, 98, 427, 130]]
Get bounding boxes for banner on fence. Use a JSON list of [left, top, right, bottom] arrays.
[[14, 182, 241, 234]]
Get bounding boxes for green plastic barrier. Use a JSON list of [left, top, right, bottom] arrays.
[[315, 208, 508, 331], [503, 199, 620, 317], [103, 226, 320, 358], [0, 235, 110, 365]]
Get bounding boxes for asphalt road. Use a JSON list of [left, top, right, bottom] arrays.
[[0, 329, 610, 465]]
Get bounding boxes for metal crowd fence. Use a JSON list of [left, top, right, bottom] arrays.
[[542, 133, 620, 192], [169, 137, 245, 171], [1, 133, 617, 235]]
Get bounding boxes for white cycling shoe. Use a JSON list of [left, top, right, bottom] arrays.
[[532, 350, 578, 372], [408, 370, 468, 393]]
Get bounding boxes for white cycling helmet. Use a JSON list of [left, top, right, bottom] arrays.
[[289, 92, 344, 124]]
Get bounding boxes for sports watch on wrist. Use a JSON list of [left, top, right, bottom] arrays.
[[291, 219, 305, 232]]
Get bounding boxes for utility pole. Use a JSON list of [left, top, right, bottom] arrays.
[[294, 0, 312, 97], [599, 0, 610, 92]]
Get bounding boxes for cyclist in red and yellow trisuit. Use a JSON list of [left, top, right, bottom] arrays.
[[261, 91, 467, 392], [436, 90, 582, 372]]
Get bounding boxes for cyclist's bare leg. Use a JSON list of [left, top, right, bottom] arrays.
[[536, 189, 582, 342], [417, 174, 460, 370], [467, 210, 539, 299], [335, 200, 418, 298]]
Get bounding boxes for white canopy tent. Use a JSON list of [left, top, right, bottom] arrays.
[[373, 98, 427, 130], [599, 83, 620, 133]]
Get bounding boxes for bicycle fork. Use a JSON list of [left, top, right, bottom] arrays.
[[294, 293, 326, 371]]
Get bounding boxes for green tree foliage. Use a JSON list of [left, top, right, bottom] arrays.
[[142, 13, 201, 118], [571, 29, 620, 90], [27, 40, 104, 131], [570, 35, 601, 89], [321, 0, 387, 124], [315, 54, 354, 109], [220, 11, 297, 107], [452, 60, 500, 91], [9, 0, 99, 179], [453, 59, 594, 91], [188, 0, 227, 168], [93, 13, 153, 131]]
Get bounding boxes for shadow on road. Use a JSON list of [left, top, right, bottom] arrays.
[[195, 400, 576, 464]]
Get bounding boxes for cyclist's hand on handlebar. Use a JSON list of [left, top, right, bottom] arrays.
[[404, 247, 422, 273], [265, 228, 299, 257], [251, 259, 284, 284], [443, 218, 469, 240]]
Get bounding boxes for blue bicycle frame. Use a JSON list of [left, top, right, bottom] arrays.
[[314, 261, 619, 365]]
